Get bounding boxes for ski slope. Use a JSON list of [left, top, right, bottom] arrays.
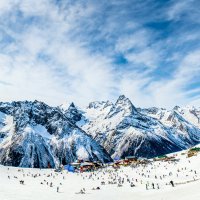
[[0, 148, 200, 200]]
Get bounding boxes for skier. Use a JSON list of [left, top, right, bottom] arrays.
[[170, 180, 174, 187]]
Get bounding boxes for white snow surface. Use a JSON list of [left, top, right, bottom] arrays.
[[59, 101, 71, 112], [0, 147, 200, 200], [24, 124, 53, 139]]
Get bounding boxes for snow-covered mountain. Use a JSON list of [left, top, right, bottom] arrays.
[[140, 106, 200, 129], [0, 101, 112, 168], [0, 96, 200, 168], [61, 95, 200, 159]]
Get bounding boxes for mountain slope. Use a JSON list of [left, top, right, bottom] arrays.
[[61, 95, 200, 159], [1, 96, 200, 167], [0, 101, 112, 168]]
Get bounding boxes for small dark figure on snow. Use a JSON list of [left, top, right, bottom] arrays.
[[130, 183, 135, 187], [170, 180, 174, 187]]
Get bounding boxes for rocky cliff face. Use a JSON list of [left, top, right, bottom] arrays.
[[0, 101, 112, 168], [61, 95, 200, 159], [1, 96, 200, 168]]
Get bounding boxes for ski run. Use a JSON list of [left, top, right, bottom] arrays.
[[1, 145, 200, 200]]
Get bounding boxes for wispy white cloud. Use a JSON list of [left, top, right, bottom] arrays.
[[167, 0, 193, 21], [0, 0, 199, 109], [147, 50, 200, 108], [115, 29, 149, 53], [0, 0, 117, 106], [125, 48, 159, 70]]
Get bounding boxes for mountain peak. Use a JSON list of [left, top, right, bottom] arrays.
[[68, 102, 76, 109], [64, 102, 83, 124], [115, 95, 137, 115], [59, 101, 71, 112], [116, 95, 133, 105], [173, 105, 180, 111], [117, 94, 126, 101]]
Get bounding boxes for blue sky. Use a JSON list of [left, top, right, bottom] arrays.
[[0, 0, 200, 108]]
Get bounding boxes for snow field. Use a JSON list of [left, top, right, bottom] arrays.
[[0, 150, 200, 200]]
